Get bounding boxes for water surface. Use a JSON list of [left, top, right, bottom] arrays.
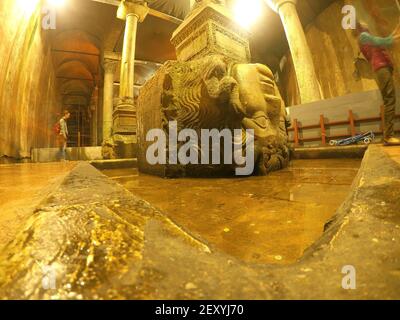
[[102, 159, 361, 264]]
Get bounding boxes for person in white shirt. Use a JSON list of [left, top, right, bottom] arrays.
[[58, 110, 71, 161]]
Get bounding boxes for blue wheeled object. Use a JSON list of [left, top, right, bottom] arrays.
[[329, 131, 375, 146]]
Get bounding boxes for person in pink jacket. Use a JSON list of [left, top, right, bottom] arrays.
[[355, 21, 400, 146]]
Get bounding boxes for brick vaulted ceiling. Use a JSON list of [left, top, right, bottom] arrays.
[[51, 0, 335, 109], [50, 0, 115, 108]]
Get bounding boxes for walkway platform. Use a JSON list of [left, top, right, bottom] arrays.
[[293, 144, 368, 159], [90, 158, 137, 170], [31, 147, 103, 163]]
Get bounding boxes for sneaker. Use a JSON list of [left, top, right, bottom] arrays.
[[384, 137, 400, 146]]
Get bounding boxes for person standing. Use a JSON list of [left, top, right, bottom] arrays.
[[58, 110, 71, 161], [355, 21, 400, 146]]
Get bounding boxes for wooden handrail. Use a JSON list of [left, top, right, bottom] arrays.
[[287, 108, 400, 145]]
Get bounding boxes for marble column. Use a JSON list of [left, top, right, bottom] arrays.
[[267, 0, 321, 104], [113, 1, 149, 158], [91, 109, 98, 146], [89, 86, 99, 146], [102, 59, 118, 142]]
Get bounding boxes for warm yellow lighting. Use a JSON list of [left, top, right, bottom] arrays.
[[264, 0, 275, 11], [17, 0, 40, 15], [233, 0, 263, 29], [46, 0, 67, 7]]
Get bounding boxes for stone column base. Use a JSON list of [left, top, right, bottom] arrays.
[[101, 137, 117, 160], [113, 134, 137, 159], [113, 97, 136, 134], [109, 97, 138, 159], [101, 135, 137, 160]]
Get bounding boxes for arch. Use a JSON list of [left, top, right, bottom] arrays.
[[56, 56, 99, 75], [59, 79, 92, 96], [62, 95, 89, 106], [53, 29, 102, 54], [56, 59, 95, 83], [57, 58, 97, 78]]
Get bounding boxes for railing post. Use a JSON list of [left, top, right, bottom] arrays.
[[320, 114, 326, 146], [380, 105, 385, 137], [349, 110, 356, 137], [293, 118, 299, 147]]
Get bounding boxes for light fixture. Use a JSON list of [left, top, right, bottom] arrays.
[[264, 0, 275, 11], [233, 0, 263, 29], [46, 0, 67, 7], [17, 0, 40, 15]]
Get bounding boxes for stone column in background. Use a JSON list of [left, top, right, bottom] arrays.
[[113, 0, 149, 158], [89, 86, 99, 146], [91, 108, 98, 146], [268, 0, 322, 104], [102, 59, 118, 142], [91, 93, 98, 146]]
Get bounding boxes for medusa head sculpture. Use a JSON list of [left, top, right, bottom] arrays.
[[161, 55, 290, 175]]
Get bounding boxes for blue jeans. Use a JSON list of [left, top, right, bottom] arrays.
[[58, 136, 67, 160]]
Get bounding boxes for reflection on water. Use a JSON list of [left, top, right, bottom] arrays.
[[102, 159, 361, 265]]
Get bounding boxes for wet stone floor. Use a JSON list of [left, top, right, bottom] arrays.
[[384, 147, 400, 166], [102, 159, 361, 265], [0, 162, 76, 248]]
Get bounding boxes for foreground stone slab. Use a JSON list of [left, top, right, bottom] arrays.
[[0, 145, 399, 299]]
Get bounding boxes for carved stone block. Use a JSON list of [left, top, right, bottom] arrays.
[[112, 97, 137, 158], [171, 3, 251, 63], [137, 3, 289, 177], [137, 55, 290, 177], [113, 98, 137, 135]]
